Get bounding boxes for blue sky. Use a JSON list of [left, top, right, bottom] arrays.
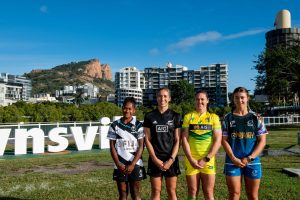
[[0, 0, 299, 93]]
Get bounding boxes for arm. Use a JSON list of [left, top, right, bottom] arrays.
[[162, 127, 180, 170], [221, 136, 246, 168], [109, 140, 126, 173], [144, 127, 164, 169], [241, 134, 266, 165], [198, 129, 222, 168], [126, 138, 144, 174], [181, 127, 201, 169], [251, 134, 266, 157]]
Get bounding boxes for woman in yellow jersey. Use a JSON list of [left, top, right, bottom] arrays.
[[182, 90, 222, 200]]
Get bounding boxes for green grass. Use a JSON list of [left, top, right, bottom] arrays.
[[266, 126, 300, 149], [0, 128, 299, 199]]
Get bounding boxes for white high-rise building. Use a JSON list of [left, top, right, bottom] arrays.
[[0, 73, 32, 106], [115, 67, 145, 106]]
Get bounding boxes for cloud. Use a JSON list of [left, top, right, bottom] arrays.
[[40, 5, 48, 13], [149, 48, 160, 56], [168, 28, 266, 51], [223, 28, 267, 40], [168, 31, 221, 51]]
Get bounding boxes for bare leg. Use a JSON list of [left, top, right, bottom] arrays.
[[226, 176, 242, 200], [200, 173, 215, 200], [116, 181, 128, 200], [244, 176, 260, 200], [165, 176, 178, 200], [150, 176, 162, 200], [129, 181, 141, 200], [186, 173, 201, 199]]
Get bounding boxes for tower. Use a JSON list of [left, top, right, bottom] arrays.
[[265, 10, 300, 48]]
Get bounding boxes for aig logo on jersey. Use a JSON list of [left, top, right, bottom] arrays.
[[156, 125, 168, 132]]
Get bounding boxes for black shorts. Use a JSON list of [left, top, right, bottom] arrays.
[[147, 156, 181, 177], [113, 164, 147, 182]]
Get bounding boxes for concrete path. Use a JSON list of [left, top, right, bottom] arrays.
[[282, 168, 300, 178]]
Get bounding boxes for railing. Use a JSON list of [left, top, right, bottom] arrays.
[[0, 116, 300, 137], [0, 121, 102, 139], [262, 116, 300, 126], [0, 116, 299, 156]]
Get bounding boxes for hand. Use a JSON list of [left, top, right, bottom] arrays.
[[241, 157, 250, 166], [231, 157, 246, 168], [117, 163, 126, 174], [125, 163, 135, 174], [197, 158, 207, 169], [162, 159, 173, 171], [189, 158, 201, 169], [154, 158, 164, 171]]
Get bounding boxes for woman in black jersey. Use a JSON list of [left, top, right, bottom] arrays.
[[144, 87, 181, 200]]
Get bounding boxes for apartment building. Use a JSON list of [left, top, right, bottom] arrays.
[[115, 67, 145, 106], [0, 73, 32, 106], [142, 63, 228, 107]]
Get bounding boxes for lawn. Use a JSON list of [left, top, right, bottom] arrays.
[[0, 127, 299, 199]]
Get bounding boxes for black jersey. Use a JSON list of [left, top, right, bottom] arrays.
[[143, 109, 181, 160]]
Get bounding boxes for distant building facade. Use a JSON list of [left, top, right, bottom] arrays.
[[197, 64, 228, 106], [106, 94, 116, 104], [115, 67, 145, 106], [29, 93, 57, 103], [55, 83, 99, 98], [0, 73, 32, 106], [115, 63, 228, 107], [143, 63, 228, 107]]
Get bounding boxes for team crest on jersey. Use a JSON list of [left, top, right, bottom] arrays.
[[230, 120, 236, 127], [247, 120, 254, 127], [206, 117, 210, 123], [131, 126, 137, 133], [156, 125, 168, 132], [167, 120, 174, 126]]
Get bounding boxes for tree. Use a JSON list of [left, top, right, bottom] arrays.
[[253, 42, 300, 106], [168, 80, 195, 105], [1, 105, 24, 123], [74, 90, 85, 107]]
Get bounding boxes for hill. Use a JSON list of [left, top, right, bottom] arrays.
[[25, 59, 114, 96]]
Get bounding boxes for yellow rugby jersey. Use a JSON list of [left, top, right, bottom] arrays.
[[182, 111, 221, 156]]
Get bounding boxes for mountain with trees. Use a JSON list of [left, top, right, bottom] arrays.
[[24, 59, 114, 97]]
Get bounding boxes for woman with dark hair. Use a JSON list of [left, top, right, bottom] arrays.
[[107, 97, 146, 200], [144, 87, 181, 200], [182, 90, 222, 200], [222, 87, 268, 200]]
